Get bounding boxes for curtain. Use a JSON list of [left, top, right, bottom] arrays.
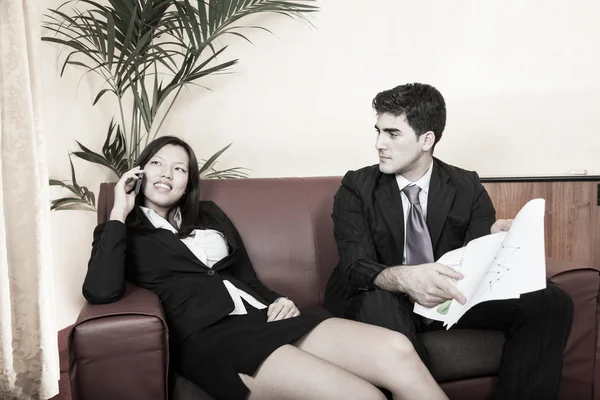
[[0, 0, 59, 399]]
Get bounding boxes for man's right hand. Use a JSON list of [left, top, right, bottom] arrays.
[[373, 262, 466, 308]]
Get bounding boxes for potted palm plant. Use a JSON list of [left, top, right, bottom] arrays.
[[44, 0, 318, 211]]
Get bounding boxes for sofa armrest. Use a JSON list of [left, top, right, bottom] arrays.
[[544, 258, 600, 399], [546, 257, 600, 279], [69, 283, 169, 400]]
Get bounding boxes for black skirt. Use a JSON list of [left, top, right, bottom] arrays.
[[178, 299, 328, 400]]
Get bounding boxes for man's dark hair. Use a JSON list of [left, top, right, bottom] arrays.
[[129, 135, 202, 238], [372, 83, 446, 146]]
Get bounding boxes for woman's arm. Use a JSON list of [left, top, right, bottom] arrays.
[[82, 221, 128, 304], [83, 166, 145, 303]]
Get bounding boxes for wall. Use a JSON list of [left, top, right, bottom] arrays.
[[42, 0, 600, 329]]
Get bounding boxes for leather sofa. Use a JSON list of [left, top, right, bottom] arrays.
[[69, 177, 600, 400]]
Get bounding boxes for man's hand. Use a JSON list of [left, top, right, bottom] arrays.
[[491, 219, 513, 234], [374, 263, 466, 308], [267, 298, 301, 322]]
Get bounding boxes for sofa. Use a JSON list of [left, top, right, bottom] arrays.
[[69, 177, 600, 400]]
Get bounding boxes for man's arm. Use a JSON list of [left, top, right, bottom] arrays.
[[332, 171, 387, 290], [465, 172, 496, 244]]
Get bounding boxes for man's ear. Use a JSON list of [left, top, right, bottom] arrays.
[[421, 131, 436, 152]]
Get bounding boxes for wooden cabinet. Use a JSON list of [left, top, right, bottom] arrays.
[[481, 178, 600, 269]]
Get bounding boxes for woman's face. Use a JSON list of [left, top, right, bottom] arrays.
[[142, 144, 190, 217]]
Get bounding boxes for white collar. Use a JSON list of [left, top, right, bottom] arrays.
[[140, 206, 182, 232], [395, 160, 434, 194]]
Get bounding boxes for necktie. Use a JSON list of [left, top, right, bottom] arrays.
[[402, 185, 434, 265]]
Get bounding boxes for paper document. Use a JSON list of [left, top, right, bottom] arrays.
[[413, 198, 547, 329]]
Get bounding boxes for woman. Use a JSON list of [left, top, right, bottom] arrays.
[[83, 136, 447, 400]]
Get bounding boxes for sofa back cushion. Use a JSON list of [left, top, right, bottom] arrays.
[[99, 177, 342, 307]]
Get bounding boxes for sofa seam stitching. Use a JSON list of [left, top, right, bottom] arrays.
[[303, 178, 322, 303]]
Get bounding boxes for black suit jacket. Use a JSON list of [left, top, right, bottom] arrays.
[[83, 201, 281, 343], [324, 158, 496, 317]]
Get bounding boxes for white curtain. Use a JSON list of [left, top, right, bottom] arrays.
[[0, 0, 60, 399]]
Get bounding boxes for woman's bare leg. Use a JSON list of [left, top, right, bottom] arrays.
[[239, 344, 386, 400], [293, 318, 448, 400]]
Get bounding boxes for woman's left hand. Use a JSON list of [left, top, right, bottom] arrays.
[[267, 297, 301, 322]]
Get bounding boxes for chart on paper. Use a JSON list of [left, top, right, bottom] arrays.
[[478, 244, 521, 296]]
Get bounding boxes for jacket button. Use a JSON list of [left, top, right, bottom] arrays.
[[207, 270, 215, 276]]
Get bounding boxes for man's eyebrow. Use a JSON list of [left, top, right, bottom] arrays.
[[375, 125, 401, 133]]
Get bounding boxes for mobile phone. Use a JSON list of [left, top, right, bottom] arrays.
[[134, 175, 143, 195], [125, 174, 143, 194]]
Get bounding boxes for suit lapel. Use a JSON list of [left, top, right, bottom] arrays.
[[374, 173, 405, 255], [427, 160, 456, 250], [153, 229, 207, 267]]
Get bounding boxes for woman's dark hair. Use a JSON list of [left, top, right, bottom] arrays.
[[129, 136, 202, 238]]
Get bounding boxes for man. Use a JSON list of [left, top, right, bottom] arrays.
[[324, 83, 573, 400]]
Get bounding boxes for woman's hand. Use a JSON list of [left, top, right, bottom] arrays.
[[110, 166, 144, 223], [267, 297, 301, 322]]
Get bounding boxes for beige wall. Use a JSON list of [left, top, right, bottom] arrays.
[[43, 0, 600, 330]]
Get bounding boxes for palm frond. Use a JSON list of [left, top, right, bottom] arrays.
[[44, 0, 174, 94], [45, 0, 319, 211], [48, 155, 97, 211], [198, 143, 249, 180], [179, 0, 318, 45], [198, 142, 233, 175], [72, 120, 128, 177], [51, 197, 97, 211], [201, 166, 250, 179]]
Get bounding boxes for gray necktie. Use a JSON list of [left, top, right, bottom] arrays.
[[402, 185, 434, 265]]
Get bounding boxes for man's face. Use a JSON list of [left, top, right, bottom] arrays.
[[375, 113, 433, 175]]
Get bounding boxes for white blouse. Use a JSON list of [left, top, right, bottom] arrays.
[[140, 207, 267, 315]]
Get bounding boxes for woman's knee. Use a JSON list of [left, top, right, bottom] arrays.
[[375, 330, 420, 365]]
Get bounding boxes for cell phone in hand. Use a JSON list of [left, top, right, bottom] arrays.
[[134, 175, 143, 195], [125, 174, 143, 195]]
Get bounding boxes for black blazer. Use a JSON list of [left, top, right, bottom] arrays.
[[324, 158, 496, 317], [83, 201, 281, 343]]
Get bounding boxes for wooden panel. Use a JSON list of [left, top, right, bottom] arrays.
[[482, 181, 600, 269]]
